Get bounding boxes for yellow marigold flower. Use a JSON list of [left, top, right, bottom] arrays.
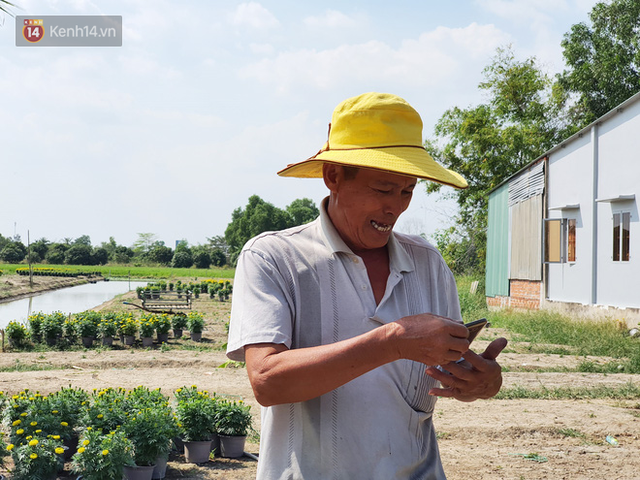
[[26, 435, 32, 440], [176, 388, 182, 393], [102, 449, 109, 456], [52, 435, 60, 440], [61, 422, 68, 427], [29, 439, 38, 446], [20, 412, 28, 417], [12, 419, 21, 426], [30, 421, 37, 426], [87, 427, 93, 431], [35, 429, 42, 433], [97, 414, 104, 419], [7, 444, 14, 451], [83, 440, 90, 446], [78, 447, 85, 454], [30, 453, 38, 459], [16, 428, 24, 435], [55, 447, 65, 454], [52, 410, 59, 414]]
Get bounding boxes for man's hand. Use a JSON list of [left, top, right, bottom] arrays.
[[425, 337, 508, 402], [389, 314, 470, 366]]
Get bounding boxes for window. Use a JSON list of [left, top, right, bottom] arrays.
[[545, 218, 577, 263], [613, 212, 630, 261], [567, 219, 576, 262]]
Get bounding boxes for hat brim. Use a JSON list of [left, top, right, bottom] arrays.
[[277, 147, 468, 189]]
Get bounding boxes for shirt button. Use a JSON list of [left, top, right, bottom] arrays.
[[352, 257, 359, 263], [361, 285, 368, 290]]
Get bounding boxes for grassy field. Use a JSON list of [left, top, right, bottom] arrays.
[[0, 263, 235, 280], [457, 275, 640, 374]]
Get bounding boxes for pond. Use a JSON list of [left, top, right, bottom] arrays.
[[0, 280, 149, 328]]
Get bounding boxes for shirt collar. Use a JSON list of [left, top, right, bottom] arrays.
[[319, 197, 415, 274]]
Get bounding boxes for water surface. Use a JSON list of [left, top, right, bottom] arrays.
[[0, 280, 148, 328]]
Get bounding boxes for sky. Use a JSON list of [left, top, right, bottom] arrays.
[[0, 0, 599, 249]]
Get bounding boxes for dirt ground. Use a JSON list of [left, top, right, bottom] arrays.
[[1, 274, 639, 479]]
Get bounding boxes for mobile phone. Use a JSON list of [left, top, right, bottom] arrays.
[[465, 318, 489, 344]]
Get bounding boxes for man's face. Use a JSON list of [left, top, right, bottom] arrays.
[[325, 166, 417, 253]]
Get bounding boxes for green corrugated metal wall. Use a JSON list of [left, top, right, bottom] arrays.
[[486, 184, 509, 297]]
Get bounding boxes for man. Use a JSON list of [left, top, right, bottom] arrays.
[[227, 92, 507, 479]]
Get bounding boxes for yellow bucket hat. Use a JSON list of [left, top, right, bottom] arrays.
[[277, 92, 467, 189]]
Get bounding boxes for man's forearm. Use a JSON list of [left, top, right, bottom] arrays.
[[244, 323, 399, 406]]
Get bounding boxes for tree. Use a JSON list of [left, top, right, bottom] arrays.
[[65, 244, 93, 265], [73, 235, 92, 246], [147, 245, 174, 265], [171, 241, 193, 268], [92, 247, 109, 266], [193, 249, 212, 269], [46, 243, 68, 264], [132, 233, 159, 257], [426, 46, 578, 274], [210, 249, 227, 267], [225, 195, 292, 259], [286, 198, 319, 225], [31, 238, 50, 263], [0, 241, 27, 263], [113, 245, 134, 264], [559, 0, 640, 123]]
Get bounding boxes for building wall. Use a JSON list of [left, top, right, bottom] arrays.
[[486, 280, 541, 309], [594, 107, 640, 308], [546, 134, 594, 305]]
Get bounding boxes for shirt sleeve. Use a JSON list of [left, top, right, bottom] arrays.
[[226, 246, 295, 362]]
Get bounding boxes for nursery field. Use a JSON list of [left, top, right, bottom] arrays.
[[0, 274, 639, 479]]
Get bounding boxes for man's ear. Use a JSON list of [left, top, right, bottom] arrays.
[[322, 163, 341, 192]]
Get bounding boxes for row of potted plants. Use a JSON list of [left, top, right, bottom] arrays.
[[5, 311, 207, 349], [0, 385, 253, 480], [137, 279, 233, 301]]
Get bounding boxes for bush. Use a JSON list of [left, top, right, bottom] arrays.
[[6, 321, 28, 346]]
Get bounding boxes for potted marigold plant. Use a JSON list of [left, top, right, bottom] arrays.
[[171, 314, 187, 339], [215, 400, 253, 458], [122, 405, 176, 476], [71, 427, 135, 480], [5, 321, 28, 348], [155, 314, 172, 343], [9, 436, 63, 480], [119, 315, 139, 346], [139, 316, 156, 348], [76, 312, 99, 348], [175, 393, 218, 463], [99, 313, 118, 346], [186, 312, 204, 342]]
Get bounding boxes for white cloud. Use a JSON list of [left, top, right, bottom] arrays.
[[303, 10, 358, 29], [249, 43, 275, 55], [240, 23, 510, 93], [228, 2, 280, 29]]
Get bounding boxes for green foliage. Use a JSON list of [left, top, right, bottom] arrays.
[[286, 198, 320, 225], [154, 314, 172, 335], [171, 314, 188, 330], [187, 312, 204, 334], [175, 388, 219, 441], [71, 427, 135, 480], [559, 0, 640, 123], [215, 400, 252, 436], [426, 46, 579, 274], [225, 195, 319, 265], [0, 241, 27, 263], [9, 436, 61, 480], [5, 321, 29, 346]]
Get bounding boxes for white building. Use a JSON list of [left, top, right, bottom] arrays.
[[485, 91, 639, 322]]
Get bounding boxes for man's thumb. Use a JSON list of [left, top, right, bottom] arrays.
[[481, 337, 508, 361]]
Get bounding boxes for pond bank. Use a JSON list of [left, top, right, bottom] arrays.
[[0, 274, 104, 303]]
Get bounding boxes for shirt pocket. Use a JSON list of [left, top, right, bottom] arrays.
[[405, 360, 439, 415]]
